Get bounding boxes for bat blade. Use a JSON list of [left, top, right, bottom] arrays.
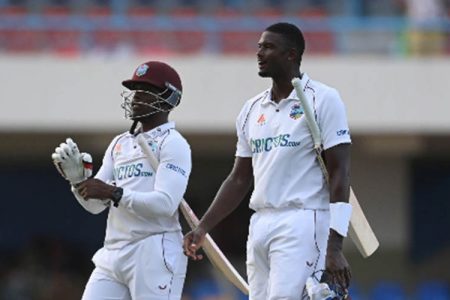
[[348, 188, 379, 257], [291, 78, 379, 258], [292, 77, 321, 148], [136, 134, 249, 294], [179, 202, 249, 294]]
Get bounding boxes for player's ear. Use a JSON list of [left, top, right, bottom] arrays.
[[287, 48, 296, 61]]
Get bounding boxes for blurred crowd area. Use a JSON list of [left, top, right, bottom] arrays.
[[0, 0, 449, 56]]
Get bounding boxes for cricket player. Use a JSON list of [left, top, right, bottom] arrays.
[[52, 61, 191, 300], [184, 23, 352, 300]]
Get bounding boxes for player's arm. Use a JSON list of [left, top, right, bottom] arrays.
[[323, 143, 351, 286], [120, 139, 191, 218], [184, 102, 254, 259], [89, 136, 191, 219], [183, 156, 253, 260], [71, 183, 111, 214], [317, 87, 353, 288], [201, 156, 253, 232]]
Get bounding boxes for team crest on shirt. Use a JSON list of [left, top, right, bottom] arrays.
[[289, 104, 304, 120], [136, 64, 149, 77], [257, 114, 266, 126]]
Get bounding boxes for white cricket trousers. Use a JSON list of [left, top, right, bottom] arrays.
[[246, 207, 330, 300], [82, 231, 187, 300]]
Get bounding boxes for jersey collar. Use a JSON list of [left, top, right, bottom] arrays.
[[289, 72, 310, 101], [133, 121, 175, 139], [261, 73, 310, 106]]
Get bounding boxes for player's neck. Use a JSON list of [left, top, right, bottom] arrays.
[[271, 80, 294, 102], [140, 114, 169, 132], [271, 69, 300, 102]]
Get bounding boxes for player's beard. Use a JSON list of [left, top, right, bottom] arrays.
[[258, 61, 279, 78], [258, 62, 271, 77], [258, 70, 271, 77]]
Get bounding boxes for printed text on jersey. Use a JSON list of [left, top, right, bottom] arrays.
[[114, 163, 153, 180], [250, 134, 301, 153]]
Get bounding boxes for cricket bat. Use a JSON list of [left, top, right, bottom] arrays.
[[136, 134, 250, 295], [292, 78, 379, 258]]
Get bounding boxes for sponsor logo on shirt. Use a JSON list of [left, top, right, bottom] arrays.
[[250, 134, 301, 153], [114, 163, 153, 180], [165, 163, 187, 177], [113, 143, 122, 156], [257, 114, 266, 126], [336, 129, 350, 136], [289, 104, 304, 120]]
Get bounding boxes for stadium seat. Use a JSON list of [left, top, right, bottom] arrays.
[[189, 278, 228, 300], [127, 7, 156, 17], [91, 30, 126, 51], [369, 281, 408, 300], [42, 6, 71, 17], [415, 280, 450, 300], [0, 5, 28, 16], [303, 31, 335, 55], [220, 31, 261, 54], [0, 29, 43, 53], [43, 30, 81, 55], [85, 6, 112, 18], [348, 282, 364, 300], [128, 30, 205, 55]]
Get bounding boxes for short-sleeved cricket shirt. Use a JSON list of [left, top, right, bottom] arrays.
[[235, 73, 351, 211]]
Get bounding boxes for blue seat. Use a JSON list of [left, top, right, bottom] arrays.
[[369, 281, 407, 300], [416, 281, 449, 300], [348, 282, 363, 300], [189, 278, 224, 300]]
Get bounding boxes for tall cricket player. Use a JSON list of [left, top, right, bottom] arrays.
[[184, 23, 352, 300], [52, 61, 191, 300]]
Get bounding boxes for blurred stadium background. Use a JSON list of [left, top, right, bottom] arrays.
[[1, 0, 450, 299]]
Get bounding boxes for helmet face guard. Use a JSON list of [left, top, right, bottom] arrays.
[[121, 82, 181, 120]]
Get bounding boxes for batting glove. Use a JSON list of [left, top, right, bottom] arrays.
[[52, 138, 93, 185]]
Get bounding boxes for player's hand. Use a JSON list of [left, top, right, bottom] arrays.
[[76, 178, 115, 200], [324, 231, 352, 290], [52, 138, 93, 184], [183, 227, 207, 260]]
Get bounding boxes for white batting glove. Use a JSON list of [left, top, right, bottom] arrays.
[[51, 138, 93, 185]]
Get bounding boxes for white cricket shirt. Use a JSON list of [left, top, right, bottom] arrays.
[[76, 122, 191, 250], [236, 73, 351, 211]]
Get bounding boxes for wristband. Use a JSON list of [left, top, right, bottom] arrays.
[[330, 202, 352, 237]]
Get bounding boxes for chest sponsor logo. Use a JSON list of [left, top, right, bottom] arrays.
[[114, 163, 153, 180], [289, 104, 304, 120], [250, 134, 301, 153], [257, 114, 266, 126]]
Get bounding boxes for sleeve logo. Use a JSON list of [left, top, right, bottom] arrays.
[[336, 129, 350, 136], [166, 163, 187, 177]]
